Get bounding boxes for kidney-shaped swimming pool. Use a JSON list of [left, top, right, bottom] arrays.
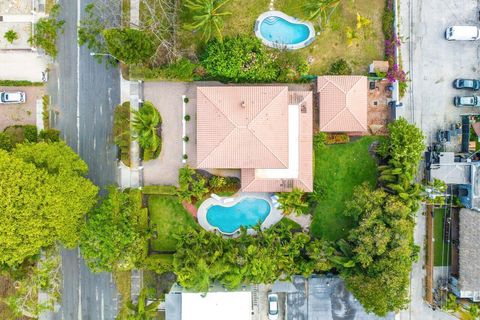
[[206, 198, 271, 234]]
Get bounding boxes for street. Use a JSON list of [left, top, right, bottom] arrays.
[[48, 0, 121, 318]]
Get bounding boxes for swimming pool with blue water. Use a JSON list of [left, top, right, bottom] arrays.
[[259, 16, 311, 45], [206, 198, 271, 234]]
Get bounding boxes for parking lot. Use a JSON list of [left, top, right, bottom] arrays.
[[401, 0, 480, 144]]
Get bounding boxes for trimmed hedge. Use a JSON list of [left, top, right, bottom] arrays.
[[325, 133, 350, 145], [0, 80, 44, 87], [142, 185, 177, 195], [142, 253, 174, 274]]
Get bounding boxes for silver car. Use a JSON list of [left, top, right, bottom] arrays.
[[453, 95, 480, 107], [0, 91, 26, 104], [268, 292, 279, 320]]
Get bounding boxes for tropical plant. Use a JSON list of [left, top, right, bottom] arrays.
[[177, 166, 209, 203], [303, 0, 341, 28], [126, 288, 161, 319], [4, 29, 19, 44], [443, 293, 460, 312], [313, 132, 327, 149], [132, 101, 161, 152], [422, 178, 447, 205], [183, 0, 232, 42], [469, 303, 479, 319], [328, 59, 352, 75], [345, 27, 358, 47], [29, 4, 65, 57], [356, 13, 372, 30], [277, 187, 309, 215]]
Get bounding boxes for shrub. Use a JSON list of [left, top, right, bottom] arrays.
[[209, 176, 226, 190], [103, 28, 156, 64], [0, 80, 43, 86], [183, 136, 189, 142], [23, 125, 38, 143], [325, 133, 349, 144], [4, 30, 19, 44], [313, 132, 327, 149], [200, 36, 279, 83], [277, 187, 309, 215], [184, 97, 189, 103], [328, 59, 353, 75], [0, 133, 13, 151], [183, 154, 188, 160], [276, 51, 309, 82], [39, 129, 60, 142], [133, 101, 162, 161], [131, 58, 198, 81], [141, 185, 177, 195], [42, 95, 50, 129], [142, 254, 174, 274], [184, 114, 191, 121], [113, 102, 131, 165]]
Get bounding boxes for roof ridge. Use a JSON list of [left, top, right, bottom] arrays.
[[198, 88, 237, 126], [197, 129, 236, 167], [320, 105, 348, 131], [345, 79, 368, 131], [248, 87, 289, 168]]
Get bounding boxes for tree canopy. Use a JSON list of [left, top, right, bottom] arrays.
[[80, 187, 149, 272], [0, 143, 97, 267], [103, 28, 156, 64]]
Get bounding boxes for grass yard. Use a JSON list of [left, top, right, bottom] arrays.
[[311, 136, 380, 241], [434, 208, 451, 267], [177, 0, 384, 74], [148, 195, 197, 252]]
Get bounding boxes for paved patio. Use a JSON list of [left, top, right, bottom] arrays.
[[367, 79, 392, 135], [142, 82, 197, 186]]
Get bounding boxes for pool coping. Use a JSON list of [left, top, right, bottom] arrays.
[[254, 10, 316, 50], [197, 192, 284, 236]]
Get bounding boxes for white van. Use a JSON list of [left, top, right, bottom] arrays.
[[445, 26, 480, 41]]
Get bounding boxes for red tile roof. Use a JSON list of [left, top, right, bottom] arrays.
[[317, 76, 368, 132]]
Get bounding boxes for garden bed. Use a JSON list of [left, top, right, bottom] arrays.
[[311, 136, 380, 241], [434, 208, 451, 267]]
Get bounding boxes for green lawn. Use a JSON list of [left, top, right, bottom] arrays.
[[434, 208, 451, 266], [148, 195, 197, 252], [311, 136, 380, 241], [177, 0, 384, 75]]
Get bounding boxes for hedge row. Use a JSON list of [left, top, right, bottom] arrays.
[[142, 185, 177, 195], [0, 80, 44, 87]]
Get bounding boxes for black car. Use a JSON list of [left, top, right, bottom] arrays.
[[453, 79, 480, 90]]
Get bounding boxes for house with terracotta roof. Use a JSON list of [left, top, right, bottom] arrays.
[[196, 86, 313, 192], [317, 76, 368, 134]]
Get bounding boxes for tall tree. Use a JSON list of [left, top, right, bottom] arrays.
[[183, 0, 232, 42], [132, 101, 161, 152], [0, 143, 97, 267], [103, 28, 156, 64], [81, 187, 149, 272]]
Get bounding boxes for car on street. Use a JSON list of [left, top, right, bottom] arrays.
[[268, 292, 279, 320], [453, 79, 480, 90], [453, 95, 480, 107], [445, 26, 480, 41], [0, 91, 26, 104]]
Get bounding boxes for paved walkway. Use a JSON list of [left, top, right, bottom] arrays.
[[286, 214, 311, 232]]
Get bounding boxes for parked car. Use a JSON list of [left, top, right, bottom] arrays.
[[453, 95, 480, 107], [453, 79, 480, 90], [268, 292, 279, 320], [0, 91, 26, 104], [445, 26, 480, 41]]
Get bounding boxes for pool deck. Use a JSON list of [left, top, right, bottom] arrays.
[[254, 10, 316, 50], [197, 192, 284, 236]]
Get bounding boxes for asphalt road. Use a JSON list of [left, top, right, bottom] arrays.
[[49, 0, 121, 319]]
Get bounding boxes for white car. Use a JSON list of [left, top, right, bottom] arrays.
[[268, 292, 279, 320], [445, 26, 480, 41], [0, 91, 26, 104]]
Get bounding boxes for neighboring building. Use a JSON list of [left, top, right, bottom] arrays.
[[165, 284, 253, 320], [317, 76, 368, 134], [272, 276, 394, 320], [196, 86, 313, 192], [429, 152, 480, 211], [450, 209, 480, 301]]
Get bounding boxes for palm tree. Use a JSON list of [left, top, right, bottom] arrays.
[[127, 288, 161, 320], [183, 0, 232, 42], [303, 0, 341, 28], [132, 102, 161, 151], [277, 188, 309, 215]]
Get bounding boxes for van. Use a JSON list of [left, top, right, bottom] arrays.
[[445, 26, 480, 41]]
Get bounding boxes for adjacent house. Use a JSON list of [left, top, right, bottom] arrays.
[[450, 208, 480, 301], [317, 76, 368, 134], [196, 86, 313, 192]]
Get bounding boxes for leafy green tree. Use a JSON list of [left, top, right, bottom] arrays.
[[341, 184, 416, 316], [0, 144, 97, 267], [328, 59, 352, 75], [29, 4, 65, 57], [81, 187, 149, 272], [0, 132, 13, 151], [103, 28, 156, 64], [176, 166, 209, 203], [469, 304, 479, 319], [126, 288, 160, 320], [183, 0, 232, 42], [4, 29, 19, 44], [132, 101, 161, 152], [277, 187, 309, 215]]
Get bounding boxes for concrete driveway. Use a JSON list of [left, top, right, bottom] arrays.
[[142, 82, 197, 186], [0, 85, 44, 131], [399, 0, 480, 143]]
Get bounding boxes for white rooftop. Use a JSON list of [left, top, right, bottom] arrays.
[[181, 291, 252, 320]]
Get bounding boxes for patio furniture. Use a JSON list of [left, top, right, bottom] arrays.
[[211, 193, 222, 201]]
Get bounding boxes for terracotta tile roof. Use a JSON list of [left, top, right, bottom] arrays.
[[317, 76, 368, 132], [240, 91, 313, 192], [196, 86, 289, 169]]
